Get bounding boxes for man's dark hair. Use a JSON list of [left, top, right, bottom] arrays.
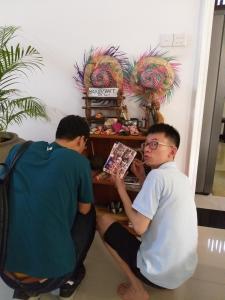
[[147, 123, 180, 148], [56, 115, 90, 140]]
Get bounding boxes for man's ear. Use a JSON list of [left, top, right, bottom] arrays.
[[170, 146, 177, 158], [71, 136, 81, 147], [76, 136, 83, 146], [80, 136, 87, 143]]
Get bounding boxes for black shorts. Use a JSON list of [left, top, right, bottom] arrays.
[[103, 222, 162, 288]]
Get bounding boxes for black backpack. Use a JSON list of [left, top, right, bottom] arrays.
[[0, 141, 32, 271]]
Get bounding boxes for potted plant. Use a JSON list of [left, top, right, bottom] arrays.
[[0, 25, 48, 162]]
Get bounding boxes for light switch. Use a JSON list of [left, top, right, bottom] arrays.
[[159, 34, 173, 47], [173, 33, 187, 47]]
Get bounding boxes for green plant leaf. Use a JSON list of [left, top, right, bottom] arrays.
[[0, 26, 19, 48], [0, 26, 47, 132]]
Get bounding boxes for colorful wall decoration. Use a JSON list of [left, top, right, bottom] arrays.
[[74, 46, 129, 95], [74, 46, 180, 128], [125, 48, 180, 105]]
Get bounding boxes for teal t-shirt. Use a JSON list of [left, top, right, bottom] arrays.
[[4, 141, 93, 278]]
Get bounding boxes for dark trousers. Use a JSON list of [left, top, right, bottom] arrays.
[[1, 205, 96, 299]]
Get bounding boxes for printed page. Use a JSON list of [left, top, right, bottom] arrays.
[[103, 142, 137, 178]]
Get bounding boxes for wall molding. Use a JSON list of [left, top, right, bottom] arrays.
[[188, 0, 215, 191]]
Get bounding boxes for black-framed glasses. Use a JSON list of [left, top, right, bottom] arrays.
[[141, 141, 172, 150]]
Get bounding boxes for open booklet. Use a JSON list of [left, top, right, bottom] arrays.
[[103, 142, 137, 178]]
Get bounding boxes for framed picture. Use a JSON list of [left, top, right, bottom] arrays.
[[130, 118, 139, 127], [123, 118, 139, 127]]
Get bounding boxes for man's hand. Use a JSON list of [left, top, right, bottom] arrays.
[[111, 170, 151, 236], [78, 202, 91, 214], [130, 159, 146, 184], [111, 171, 126, 191]]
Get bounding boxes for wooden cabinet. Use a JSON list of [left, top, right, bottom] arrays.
[[86, 134, 146, 217], [86, 133, 147, 234], [87, 134, 145, 164]]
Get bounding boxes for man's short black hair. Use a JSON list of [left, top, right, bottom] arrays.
[[147, 123, 180, 149], [56, 115, 90, 140]]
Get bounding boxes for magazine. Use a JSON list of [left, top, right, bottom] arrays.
[[103, 142, 137, 178]]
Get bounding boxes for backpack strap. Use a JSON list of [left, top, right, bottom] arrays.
[[0, 140, 32, 272], [8, 141, 33, 175], [0, 141, 33, 182]]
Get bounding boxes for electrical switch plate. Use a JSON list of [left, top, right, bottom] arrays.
[[173, 33, 187, 47], [159, 34, 173, 47]]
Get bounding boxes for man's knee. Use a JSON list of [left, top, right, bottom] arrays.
[[96, 214, 116, 237]]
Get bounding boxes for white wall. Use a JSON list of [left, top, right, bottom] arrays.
[[0, 0, 214, 180]]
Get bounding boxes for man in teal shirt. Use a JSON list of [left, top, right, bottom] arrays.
[[2, 115, 95, 300]]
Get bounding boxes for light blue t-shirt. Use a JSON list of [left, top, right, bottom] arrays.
[[4, 141, 93, 278], [132, 161, 198, 289]]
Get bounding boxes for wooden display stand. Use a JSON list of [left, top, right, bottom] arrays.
[[82, 95, 125, 126], [86, 134, 146, 232]]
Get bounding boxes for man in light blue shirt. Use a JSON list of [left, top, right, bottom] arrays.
[[97, 124, 197, 300]]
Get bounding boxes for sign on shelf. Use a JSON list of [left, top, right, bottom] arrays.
[[88, 88, 118, 98]]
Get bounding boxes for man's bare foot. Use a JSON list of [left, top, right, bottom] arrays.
[[117, 282, 149, 300]]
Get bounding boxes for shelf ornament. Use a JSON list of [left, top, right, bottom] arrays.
[[74, 46, 129, 94]]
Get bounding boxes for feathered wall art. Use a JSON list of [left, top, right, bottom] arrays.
[[125, 48, 180, 105], [123, 48, 180, 127], [74, 46, 129, 94]]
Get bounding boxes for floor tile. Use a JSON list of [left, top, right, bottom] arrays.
[[2, 228, 225, 300], [193, 226, 225, 284]]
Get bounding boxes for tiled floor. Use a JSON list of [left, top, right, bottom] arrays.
[[1, 226, 225, 300]]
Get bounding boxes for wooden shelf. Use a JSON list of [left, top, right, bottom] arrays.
[[96, 206, 128, 221], [88, 131, 145, 236], [82, 106, 121, 109], [82, 95, 124, 125], [82, 96, 125, 101], [126, 184, 141, 192], [93, 176, 112, 186], [90, 134, 146, 141], [92, 172, 141, 193], [86, 117, 105, 124]]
